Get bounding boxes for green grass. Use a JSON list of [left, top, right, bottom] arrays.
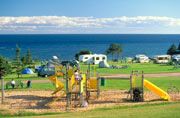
[[1, 76, 180, 91], [80, 62, 180, 74], [100, 76, 180, 91], [2, 76, 179, 92], [39, 102, 180, 118], [3, 102, 178, 118], [101, 79, 130, 90], [4, 73, 42, 80]]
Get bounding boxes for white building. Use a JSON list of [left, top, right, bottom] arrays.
[[79, 54, 107, 64], [154, 55, 171, 64], [135, 54, 150, 63]]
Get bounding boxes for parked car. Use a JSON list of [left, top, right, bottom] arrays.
[[172, 54, 180, 62], [37, 65, 55, 77]]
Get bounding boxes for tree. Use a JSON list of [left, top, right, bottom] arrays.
[[15, 44, 21, 65], [75, 50, 92, 60], [26, 49, 32, 65], [14, 44, 22, 78], [167, 44, 177, 55], [178, 42, 180, 50], [21, 56, 26, 65], [0, 56, 11, 104], [106, 43, 122, 61]]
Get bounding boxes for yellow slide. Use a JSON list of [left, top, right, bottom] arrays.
[[48, 75, 64, 95], [144, 79, 170, 101]]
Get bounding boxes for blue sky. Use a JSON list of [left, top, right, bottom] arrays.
[[0, 0, 180, 34]]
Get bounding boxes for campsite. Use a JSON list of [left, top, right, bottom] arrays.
[[1, 1, 180, 116], [0, 54, 180, 117]]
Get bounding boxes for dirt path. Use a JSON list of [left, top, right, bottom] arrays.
[[101, 72, 180, 79]]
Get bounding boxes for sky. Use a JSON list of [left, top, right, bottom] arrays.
[[0, 0, 180, 34]]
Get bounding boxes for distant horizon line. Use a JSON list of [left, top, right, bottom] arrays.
[[0, 33, 180, 35]]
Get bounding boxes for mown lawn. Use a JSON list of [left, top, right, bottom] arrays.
[[4, 102, 178, 118], [101, 76, 180, 91], [2, 76, 180, 92], [4, 73, 42, 80], [80, 62, 180, 74]]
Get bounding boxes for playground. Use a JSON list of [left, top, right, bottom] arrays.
[[0, 63, 180, 117], [0, 76, 180, 116]]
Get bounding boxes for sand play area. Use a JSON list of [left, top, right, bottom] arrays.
[[0, 90, 179, 114]]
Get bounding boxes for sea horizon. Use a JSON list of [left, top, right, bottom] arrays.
[[0, 34, 180, 60]]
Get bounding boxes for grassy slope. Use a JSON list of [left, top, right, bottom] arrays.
[[17, 102, 180, 118], [81, 62, 180, 74]]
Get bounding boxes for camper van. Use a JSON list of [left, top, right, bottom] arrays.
[[79, 54, 107, 64], [135, 54, 150, 63], [154, 55, 171, 64]]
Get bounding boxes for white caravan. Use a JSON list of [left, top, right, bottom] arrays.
[[154, 55, 171, 64], [79, 54, 107, 64]]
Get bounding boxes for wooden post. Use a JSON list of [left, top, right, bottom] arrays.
[[88, 64, 90, 78], [142, 71, 144, 101], [66, 63, 70, 109], [1, 76, 4, 104], [130, 71, 133, 101], [79, 79, 83, 107], [97, 76, 100, 98]]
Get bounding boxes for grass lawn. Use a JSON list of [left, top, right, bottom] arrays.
[[80, 62, 180, 74], [4, 73, 42, 80], [2, 76, 179, 92], [1, 102, 178, 118], [101, 76, 180, 91]]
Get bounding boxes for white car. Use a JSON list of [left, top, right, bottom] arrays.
[[172, 55, 180, 62]]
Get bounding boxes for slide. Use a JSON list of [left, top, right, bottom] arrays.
[[48, 75, 64, 95], [144, 79, 170, 101]]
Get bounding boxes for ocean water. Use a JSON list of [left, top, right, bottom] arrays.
[[0, 34, 180, 60]]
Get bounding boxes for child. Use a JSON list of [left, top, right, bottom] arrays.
[[11, 79, 15, 89], [27, 80, 32, 88], [74, 70, 80, 81]]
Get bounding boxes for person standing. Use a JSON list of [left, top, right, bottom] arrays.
[[11, 79, 15, 89]]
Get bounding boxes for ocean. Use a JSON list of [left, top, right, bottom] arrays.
[[0, 34, 180, 60]]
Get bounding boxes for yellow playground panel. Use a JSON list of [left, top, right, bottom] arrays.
[[87, 77, 98, 90], [68, 74, 86, 92]]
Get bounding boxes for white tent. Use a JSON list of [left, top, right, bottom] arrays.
[[99, 60, 110, 68]]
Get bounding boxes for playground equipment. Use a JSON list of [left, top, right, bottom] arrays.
[[86, 64, 100, 100], [130, 71, 144, 102], [47, 63, 100, 108], [130, 71, 170, 102]]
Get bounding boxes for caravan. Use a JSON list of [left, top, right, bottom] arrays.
[[79, 54, 107, 64], [154, 55, 171, 64], [135, 54, 150, 63]]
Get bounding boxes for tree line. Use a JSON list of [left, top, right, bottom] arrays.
[[167, 43, 180, 55]]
